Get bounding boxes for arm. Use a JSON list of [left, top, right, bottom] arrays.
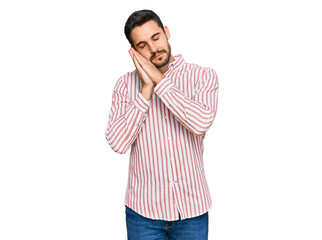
[[154, 68, 219, 136], [105, 76, 150, 154]]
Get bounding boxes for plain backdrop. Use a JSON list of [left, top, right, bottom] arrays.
[[1, 0, 321, 239]]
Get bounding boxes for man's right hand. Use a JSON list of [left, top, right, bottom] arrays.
[[129, 48, 154, 100]]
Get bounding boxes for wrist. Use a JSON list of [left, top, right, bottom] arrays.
[[153, 73, 165, 85], [142, 83, 155, 89], [141, 85, 154, 101]]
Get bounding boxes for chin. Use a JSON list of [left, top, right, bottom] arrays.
[[152, 50, 171, 68], [153, 57, 163, 64], [154, 60, 168, 69]]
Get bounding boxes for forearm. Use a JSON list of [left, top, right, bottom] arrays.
[[105, 92, 150, 153], [154, 75, 218, 135], [141, 85, 154, 101]]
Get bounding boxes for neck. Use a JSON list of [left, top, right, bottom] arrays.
[[158, 55, 175, 74]]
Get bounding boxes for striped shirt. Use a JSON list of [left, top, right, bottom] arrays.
[[105, 54, 219, 221]]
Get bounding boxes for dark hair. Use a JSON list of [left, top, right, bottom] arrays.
[[124, 9, 165, 46]]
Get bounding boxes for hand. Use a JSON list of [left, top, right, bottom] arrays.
[[129, 48, 154, 88], [129, 47, 165, 85]]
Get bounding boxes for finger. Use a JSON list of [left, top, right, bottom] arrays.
[[133, 51, 146, 69], [137, 52, 149, 64], [129, 49, 142, 69], [129, 47, 137, 57], [132, 51, 144, 72], [131, 48, 150, 64], [129, 48, 134, 59]]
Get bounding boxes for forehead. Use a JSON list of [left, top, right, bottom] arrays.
[[130, 20, 162, 43]]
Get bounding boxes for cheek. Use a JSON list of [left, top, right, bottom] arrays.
[[137, 49, 152, 59], [160, 40, 169, 50]]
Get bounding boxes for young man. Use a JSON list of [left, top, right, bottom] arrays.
[[105, 9, 219, 240]]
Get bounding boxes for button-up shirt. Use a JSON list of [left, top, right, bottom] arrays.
[[105, 54, 219, 221]]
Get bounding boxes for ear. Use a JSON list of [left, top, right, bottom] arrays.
[[164, 26, 170, 40]]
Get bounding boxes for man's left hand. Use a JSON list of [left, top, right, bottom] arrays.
[[130, 47, 165, 85]]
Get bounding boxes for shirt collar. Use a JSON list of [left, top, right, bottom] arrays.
[[168, 54, 184, 71]]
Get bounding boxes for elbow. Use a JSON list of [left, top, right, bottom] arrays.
[[110, 146, 128, 154], [192, 114, 216, 136], [192, 128, 207, 137], [188, 124, 208, 136], [105, 134, 130, 154]]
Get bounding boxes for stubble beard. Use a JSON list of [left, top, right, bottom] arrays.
[[151, 43, 172, 69]]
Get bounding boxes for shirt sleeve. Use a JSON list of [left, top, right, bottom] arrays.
[[154, 67, 219, 136], [105, 76, 150, 154]]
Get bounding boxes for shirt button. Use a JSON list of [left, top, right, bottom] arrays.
[[156, 91, 160, 95], [165, 116, 168, 119]]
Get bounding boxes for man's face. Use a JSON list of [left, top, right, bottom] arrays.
[[130, 20, 172, 69]]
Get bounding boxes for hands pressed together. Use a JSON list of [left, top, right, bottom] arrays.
[[128, 47, 165, 93]]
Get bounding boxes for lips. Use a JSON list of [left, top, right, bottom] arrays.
[[153, 52, 163, 59]]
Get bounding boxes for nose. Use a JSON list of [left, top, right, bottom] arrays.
[[149, 42, 158, 54]]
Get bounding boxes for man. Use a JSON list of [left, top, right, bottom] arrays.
[[105, 9, 219, 240]]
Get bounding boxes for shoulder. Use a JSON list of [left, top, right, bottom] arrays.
[[183, 61, 218, 84], [114, 71, 138, 91], [202, 66, 218, 88], [202, 66, 218, 82], [183, 60, 217, 75]]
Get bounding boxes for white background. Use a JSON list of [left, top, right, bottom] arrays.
[[1, 0, 321, 239]]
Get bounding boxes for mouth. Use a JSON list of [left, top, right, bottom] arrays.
[[153, 52, 164, 60]]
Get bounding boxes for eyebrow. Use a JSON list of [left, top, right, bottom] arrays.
[[136, 32, 160, 47]]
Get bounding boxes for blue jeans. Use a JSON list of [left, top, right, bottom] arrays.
[[125, 206, 208, 240]]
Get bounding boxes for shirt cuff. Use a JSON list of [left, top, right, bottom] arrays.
[[154, 77, 174, 98], [134, 92, 150, 113]]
